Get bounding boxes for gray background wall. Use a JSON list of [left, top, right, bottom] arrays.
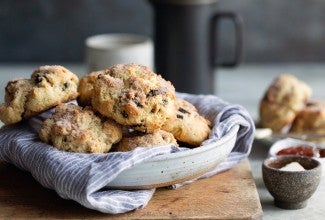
[[1, 0, 325, 63]]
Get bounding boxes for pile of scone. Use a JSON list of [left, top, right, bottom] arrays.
[[259, 74, 325, 135], [0, 64, 211, 153]]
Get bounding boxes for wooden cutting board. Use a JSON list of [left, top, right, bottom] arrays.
[[0, 159, 262, 219]]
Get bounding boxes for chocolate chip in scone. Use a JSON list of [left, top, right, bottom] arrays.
[[34, 73, 43, 84], [161, 99, 168, 106], [132, 96, 143, 108], [178, 107, 190, 114], [122, 110, 128, 118], [62, 82, 70, 91], [147, 89, 160, 97], [135, 101, 143, 108], [34, 73, 53, 86], [176, 114, 184, 119], [130, 123, 147, 133]]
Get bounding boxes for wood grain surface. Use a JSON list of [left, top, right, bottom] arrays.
[[0, 159, 262, 219]]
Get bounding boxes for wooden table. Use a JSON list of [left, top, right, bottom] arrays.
[[0, 159, 262, 219]]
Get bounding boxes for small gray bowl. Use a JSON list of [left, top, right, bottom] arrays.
[[262, 156, 322, 209]]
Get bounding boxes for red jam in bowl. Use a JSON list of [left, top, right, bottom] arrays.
[[276, 146, 315, 157], [319, 149, 325, 158]]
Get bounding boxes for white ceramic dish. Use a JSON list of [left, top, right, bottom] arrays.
[[255, 127, 325, 148], [254, 128, 275, 147], [268, 138, 316, 158], [106, 125, 240, 189], [268, 138, 325, 176]]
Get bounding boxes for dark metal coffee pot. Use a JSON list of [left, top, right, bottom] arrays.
[[149, 0, 243, 94]]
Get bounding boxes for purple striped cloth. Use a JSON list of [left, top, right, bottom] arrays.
[[0, 93, 255, 214]]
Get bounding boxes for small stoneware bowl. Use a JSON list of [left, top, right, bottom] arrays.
[[262, 156, 322, 209]]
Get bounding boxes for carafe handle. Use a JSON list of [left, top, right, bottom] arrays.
[[211, 12, 243, 67]]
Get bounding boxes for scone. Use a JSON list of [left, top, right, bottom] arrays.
[[259, 100, 297, 132], [91, 64, 176, 133], [114, 130, 178, 152], [259, 74, 312, 132], [39, 104, 122, 153], [162, 98, 211, 146], [25, 65, 79, 117], [0, 65, 79, 125], [0, 79, 33, 125], [290, 100, 325, 134], [77, 71, 101, 106]]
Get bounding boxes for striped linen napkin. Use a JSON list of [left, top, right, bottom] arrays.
[[0, 93, 255, 214]]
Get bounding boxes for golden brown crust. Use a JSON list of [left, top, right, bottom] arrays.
[[39, 104, 122, 153], [91, 64, 176, 133], [0, 65, 79, 125], [162, 98, 211, 146], [77, 71, 101, 106], [259, 74, 312, 132], [114, 130, 178, 152], [262, 74, 311, 111], [0, 78, 33, 124], [290, 100, 325, 134], [259, 99, 297, 132], [25, 65, 79, 117]]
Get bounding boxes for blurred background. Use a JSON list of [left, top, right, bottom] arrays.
[[1, 0, 325, 63]]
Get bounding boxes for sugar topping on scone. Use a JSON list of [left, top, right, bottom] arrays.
[[0, 65, 79, 125], [91, 63, 176, 133], [39, 104, 122, 153]]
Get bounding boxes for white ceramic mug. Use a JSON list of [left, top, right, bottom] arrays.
[[85, 33, 154, 73]]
